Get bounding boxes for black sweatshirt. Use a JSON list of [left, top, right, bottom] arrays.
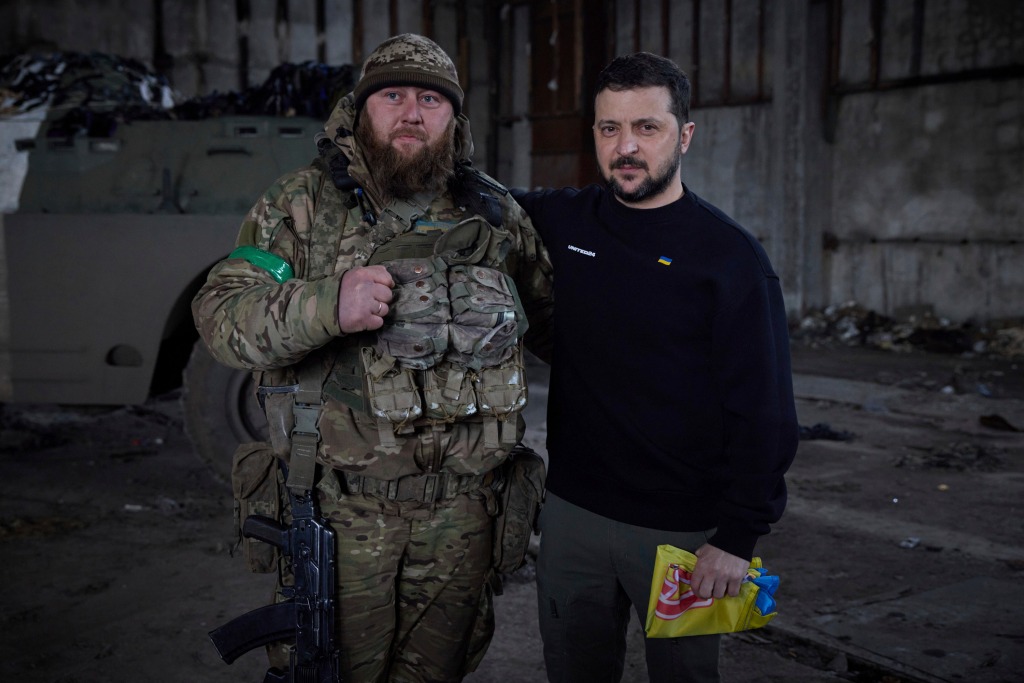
[[513, 184, 798, 560]]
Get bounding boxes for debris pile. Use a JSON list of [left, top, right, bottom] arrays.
[[1, 51, 354, 135], [792, 301, 1024, 359], [0, 515, 87, 540], [987, 326, 1024, 359], [798, 422, 855, 441], [894, 442, 1005, 472]]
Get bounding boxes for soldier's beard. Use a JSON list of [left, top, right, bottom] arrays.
[[357, 116, 457, 201]]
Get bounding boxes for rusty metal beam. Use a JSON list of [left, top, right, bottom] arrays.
[[661, 0, 670, 56], [723, 0, 732, 101], [691, 0, 701, 105], [869, 0, 883, 88], [352, 0, 364, 64], [910, 0, 924, 78], [236, 0, 250, 89], [316, 0, 327, 63], [757, 0, 765, 100]]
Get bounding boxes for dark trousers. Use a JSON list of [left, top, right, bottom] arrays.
[[536, 493, 721, 683]]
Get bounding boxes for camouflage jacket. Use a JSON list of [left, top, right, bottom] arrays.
[[192, 94, 554, 481]]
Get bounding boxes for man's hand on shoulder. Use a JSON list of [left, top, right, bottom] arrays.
[[338, 266, 394, 333], [691, 544, 749, 599]]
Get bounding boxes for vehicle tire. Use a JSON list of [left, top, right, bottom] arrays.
[[181, 340, 268, 486]]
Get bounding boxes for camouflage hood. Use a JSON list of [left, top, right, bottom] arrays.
[[317, 92, 475, 213]]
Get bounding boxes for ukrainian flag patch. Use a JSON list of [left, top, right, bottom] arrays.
[[657, 256, 673, 266]]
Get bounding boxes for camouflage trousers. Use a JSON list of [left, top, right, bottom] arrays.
[[269, 473, 496, 683]]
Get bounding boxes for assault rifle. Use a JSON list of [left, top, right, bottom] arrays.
[[209, 489, 341, 682]]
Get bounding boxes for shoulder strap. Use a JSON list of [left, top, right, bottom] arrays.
[[307, 157, 351, 280], [281, 161, 340, 492]]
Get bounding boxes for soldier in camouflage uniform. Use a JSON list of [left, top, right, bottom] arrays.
[[192, 34, 554, 683]]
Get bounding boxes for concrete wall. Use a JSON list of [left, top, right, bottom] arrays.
[[821, 0, 1024, 322], [830, 79, 1024, 322], [0, 0, 493, 171], [2, 0, 1022, 324], [604, 0, 1023, 324]]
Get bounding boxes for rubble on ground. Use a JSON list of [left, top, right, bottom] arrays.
[[798, 422, 855, 441], [791, 301, 1024, 359], [0, 515, 87, 540], [894, 441, 1006, 472]]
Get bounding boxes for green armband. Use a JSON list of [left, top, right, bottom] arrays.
[[229, 246, 295, 283]]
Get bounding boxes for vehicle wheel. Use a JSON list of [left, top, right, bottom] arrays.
[[181, 340, 268, 485]]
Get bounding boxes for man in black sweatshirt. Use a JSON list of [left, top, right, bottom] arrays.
[[513, 52, 798, 683]]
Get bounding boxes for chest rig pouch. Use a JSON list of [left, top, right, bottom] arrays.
[[257, 159, 529, 487], [362, 214, 529, 452]]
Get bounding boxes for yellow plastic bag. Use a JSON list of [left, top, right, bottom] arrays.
[[644, 544, 779, 638]]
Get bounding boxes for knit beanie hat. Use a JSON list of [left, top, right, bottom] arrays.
[[353, 34, 464, 115]]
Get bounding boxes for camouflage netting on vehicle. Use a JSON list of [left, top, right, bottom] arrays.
[[0, 51, 354, 136], [172, 61, 354, 121], [0, 52, 175, 120]]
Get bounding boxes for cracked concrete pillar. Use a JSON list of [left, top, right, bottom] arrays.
[[771, 0, 832, 319]]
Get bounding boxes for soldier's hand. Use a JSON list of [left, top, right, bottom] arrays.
[[690, 544, 749, 599], [338, 266, 394, 333]]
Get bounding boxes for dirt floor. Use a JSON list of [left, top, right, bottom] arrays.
[[1, 342, 1022, 683]]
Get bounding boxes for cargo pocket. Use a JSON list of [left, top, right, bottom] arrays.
[[231, 442, 282, 573], [261, 390, 296, 459], [461, 579, 496, 675], [491, 443, 546, 575]]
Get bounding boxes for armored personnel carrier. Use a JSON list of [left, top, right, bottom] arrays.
[[2, 53, 351, 483]]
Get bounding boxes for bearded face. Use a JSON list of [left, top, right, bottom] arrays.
[[602, 148, 682, 205], [356, 106, 457, 201], [592, 86, 695, 209]]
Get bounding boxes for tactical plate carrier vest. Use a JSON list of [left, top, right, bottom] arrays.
[[259, 159, 528, 498]]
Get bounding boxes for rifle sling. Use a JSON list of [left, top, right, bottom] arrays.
[[287, 361, 323, 495]]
